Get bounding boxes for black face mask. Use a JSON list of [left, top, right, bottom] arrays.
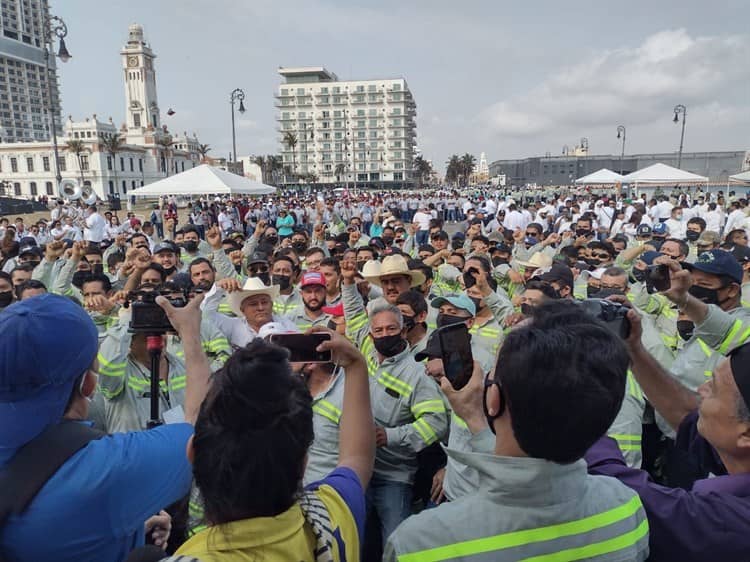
[[272, 274, 291, 291], [184, 240, 199, 253], [688, 284, 721, 306], [24, 260, 41, 269], [382, 236, 394, 246], [520, 302, 534, 317], [677, 320, 694, 341], [72, 271, 90, 289], [575, 229, 591, 238], [587, 285, 600, 298], [492, 257, 509, 267], [91, 264, 104, 275], [292, 241, 307, 253], [265, 235, 279, 246], [632, 268, 647, 283], [402, 315, 416, 332], [372, 334, 406, 357], [163, 266, 176, 276], [436, 313, 467, 329], [0, 290, 13, 308], [685, 230, 700, 242], [255, 271, 271, 285]]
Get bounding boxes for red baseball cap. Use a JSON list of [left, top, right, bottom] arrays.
[[300, 272, 326, 288]]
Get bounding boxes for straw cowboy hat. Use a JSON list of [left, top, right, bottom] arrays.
[[228, 277, 280, 317], [516, 252, 553, 270], [364, 255, 426, 288]]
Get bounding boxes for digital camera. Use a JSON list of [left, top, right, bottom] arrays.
[[125, 290, 186, 334], [578, 298, 631, 339]]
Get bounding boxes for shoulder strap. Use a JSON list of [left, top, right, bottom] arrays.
[[0, 421, 105, 528]]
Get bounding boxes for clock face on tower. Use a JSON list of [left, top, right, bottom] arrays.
[[128, 56, 138, 68]]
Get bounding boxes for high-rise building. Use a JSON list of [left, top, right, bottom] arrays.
[[276, 67, 417, 188], [0, 23, 201, 200], [0, 0, 61, 143]]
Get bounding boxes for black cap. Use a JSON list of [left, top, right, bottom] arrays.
[[729, 245, 750, 264], [540, 263, 574, 290], [18, 245, 43, 258], [415, 330, 442, 362], [248, 251, 269, 265], [153, 241, 179, 254]]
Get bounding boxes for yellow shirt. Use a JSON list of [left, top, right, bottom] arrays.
[[176, 469, 363, 562]]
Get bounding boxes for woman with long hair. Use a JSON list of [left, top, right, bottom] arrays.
[[174, 330, 374, 561]]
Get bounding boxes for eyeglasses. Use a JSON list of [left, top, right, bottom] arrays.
[[592, 253, 611, 259], [525, 232, 539, 238], [249, 264, 269, 273]]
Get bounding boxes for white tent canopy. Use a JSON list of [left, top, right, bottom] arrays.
[[621, 163, 708, 184], [574, 168, 624, 185], [129, 164, 276, 197], [729, 170, 750, 183]]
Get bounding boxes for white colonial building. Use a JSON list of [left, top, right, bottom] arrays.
[[0, 24, 202, 201], [276, 67, 417, 189]]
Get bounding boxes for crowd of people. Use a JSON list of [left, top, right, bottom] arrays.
[[1, 184, 750, 561]]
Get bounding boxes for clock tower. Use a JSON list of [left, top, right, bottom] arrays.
[[121, 24, 160, 134]]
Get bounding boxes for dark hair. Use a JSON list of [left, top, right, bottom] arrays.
[[396, 289, 428, 316], [320, 257, 341, 274], [144, 263, 167, 282], [81, 273, 111, 293], [526, 223, 543, 234], [687, 217, 706, 231], [524, 279, 560, 300], [272, 253, 297, 271], [107, 251, 126, 270], [16, 279, 47, 298], [182, 225, 200, 236], [128, 233, 148, 245], [496, 301, 628, 463], [663, 238, 689, 258], [418, 244, 435, 255], [407, 258, 433, 282], [0, 271, 11, 286], [305, 247, 326, 258], [11, 263, 36, 274], [192, 339, 313, 524], [189, 257, 215, 274]]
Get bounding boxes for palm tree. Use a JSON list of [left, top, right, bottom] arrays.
[[101, 135, 126, 195], [413, 155, 433, 188], [64, 139, 87, 186], [266, 154, 283, 185], [334, 163, 346, 185], [445, 154, 461, 186], [156, 135, 174, 176], [197, 143, 211, 162], [460, 153, 477, 185], [253, 155, 266, 183], [282, 131, 298, 183]]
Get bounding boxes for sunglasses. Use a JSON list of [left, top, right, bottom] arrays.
[[525, 232, 539, 237], [249, 264, 269, 273], [592, 253, 611, 259]]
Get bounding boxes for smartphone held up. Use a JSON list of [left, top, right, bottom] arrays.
[[269, 333, 332, 363]]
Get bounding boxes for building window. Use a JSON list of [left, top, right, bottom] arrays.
[[369, 119, 377, 127], [26, 157, 33, 172], [181, 161, 185, 171], [108, 180, 114, 195], [139, 159, 143, 172], [107, 156, 112, 171], [394, 172, 403, 180], [132, 180, 137, 189], [134, 113, 141, 127], [80, 155, 89, 171], [129, 157, 134, 171], [29, 181, 37, 195], [13, 182, 21, 195], [120, 157, 125, 171], [122, 180, 127, 193], [42, 156, 50, 171], [59, 158, 66, 172], [45, 181, 53, 195], [10, 157, 17, 172]]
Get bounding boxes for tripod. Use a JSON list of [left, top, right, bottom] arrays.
[[146, 335, 165, 428]]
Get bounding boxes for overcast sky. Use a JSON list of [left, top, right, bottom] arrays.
[[54, 0, 749, 172]]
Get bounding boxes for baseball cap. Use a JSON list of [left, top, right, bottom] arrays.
[[153, 241, 179, 254], [0, 295, 98, 450], [640, 251, 661, 266], [636, 224, 652, 237], [18, 245, 43, 258], [300, 271, 326, 288], [540, 263, 574, 290], [685, 249, 743, 284], [18, 236, 37, 248], [247, 251, 269, 265], [322, 302, 344, 317], [652, 223, 669, 236], [431, 293, 476, 316], [729, 245, 750, 265]]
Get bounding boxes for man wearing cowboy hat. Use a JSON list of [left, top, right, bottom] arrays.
[[202, 277, 295, 347], [360, 254, 426, 306]]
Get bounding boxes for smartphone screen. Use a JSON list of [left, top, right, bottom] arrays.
[[646, 264, 671, 293], [269, 333, 332, 363], [436, 323, 474, 390]]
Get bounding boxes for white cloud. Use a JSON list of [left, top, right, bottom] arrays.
[[480, 29, 750, 149]]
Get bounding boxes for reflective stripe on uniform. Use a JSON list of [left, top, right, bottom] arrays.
[[411, 399, 446, 417], [378, 371, 413, 398], [313, 399, 342, 425], [412, 417, 438, 445], [452, 413, 468, 430], [97, 353, 126, 377], [396, 495, 647, 562], [718, 319, 745, 354], [626, 372, 643, 401], [608, 433, 642, 452]]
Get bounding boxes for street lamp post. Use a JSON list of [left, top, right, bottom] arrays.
[[43, 15, 72, 187], [673, 104, 687, 169], [229, 88, 246, 163], [616, 125, 626, 175]]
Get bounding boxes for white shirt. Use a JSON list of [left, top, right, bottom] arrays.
[[656, 201, 673, 220], [84, 212, 107, 243], [503, 210, 525, 231], [413, 211, 432, 230], [725, 209, 747, 235], [705, 210, 722, 233], [664, 218, 686, 240]]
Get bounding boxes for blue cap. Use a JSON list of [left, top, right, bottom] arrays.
[[0, 295, 98, 451], [685, 249, 743, 284], [431, 293, 477, 316], [652, 223, 668, 235], [640, 251, 661, 265]]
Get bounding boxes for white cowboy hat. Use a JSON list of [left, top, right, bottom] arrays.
[[364, 255, 426, 288], [516, 252, 553, 270], [227, 278, 280, 317]]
